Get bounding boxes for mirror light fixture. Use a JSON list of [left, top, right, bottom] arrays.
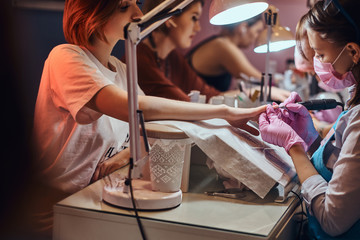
[[254, 7, 296, 53], [253, 5, 296, 103], [209, 0, 269, 25]]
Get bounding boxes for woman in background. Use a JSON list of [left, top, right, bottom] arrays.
[[137, 0, 222, 102], [188, 14, 264, 92], [137, 0, 289, 102], [259, 0, 360, 238]]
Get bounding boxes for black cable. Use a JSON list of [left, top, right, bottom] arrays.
[[138, 110, 150, 153], [260, 73, 264, 102], [126, 158, 147, 240], [123, 111, 149, 239], [337, 101, 345, 111], [336, 92, 345, 106], [291, 190, 306, 240], [267, 73, 272, 102]]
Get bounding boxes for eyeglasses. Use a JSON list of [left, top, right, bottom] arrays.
[[323, 0, 360, 43]]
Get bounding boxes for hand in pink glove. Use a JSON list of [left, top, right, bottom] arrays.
[[284, 103, 319, 148], [281, 91, 302, 106], [279, 92, 319, 149], [278, 91, 302, 122], [259, 105, 307, 153]]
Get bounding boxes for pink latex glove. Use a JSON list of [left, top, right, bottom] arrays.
[[313, 106, 342, 123], [278, 92, 302, 122], [280, 91, 302, 106], [278, 92, 319, 149], [259, 105, 307, 153]]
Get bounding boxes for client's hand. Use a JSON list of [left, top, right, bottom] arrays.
[[259, 104, 307, 153], [91, 148, 130, 182], [279, 92, 319, 149], [226, 105, 267, 136]]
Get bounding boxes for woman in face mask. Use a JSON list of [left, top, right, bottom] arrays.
[[258, 0, 360, 239]]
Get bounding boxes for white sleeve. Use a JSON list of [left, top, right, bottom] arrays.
[[48, 45, 112, 124], [302, 108, 360, 236]]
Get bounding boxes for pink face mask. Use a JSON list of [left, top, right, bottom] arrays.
[[313, 47, 356, 90]]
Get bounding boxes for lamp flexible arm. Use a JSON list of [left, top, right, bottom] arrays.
[[125, 0, 194, 178], [139, 0, 193, 39]]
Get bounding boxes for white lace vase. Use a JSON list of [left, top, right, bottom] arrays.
[[149, 138, 188, 192]]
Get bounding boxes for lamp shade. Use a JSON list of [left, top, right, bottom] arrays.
[[254, 6, 296, 53], [254, 25, 296, 53], [209, 0, 269, 25]]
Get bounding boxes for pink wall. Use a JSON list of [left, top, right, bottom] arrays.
[[189, 0, 309, 74]]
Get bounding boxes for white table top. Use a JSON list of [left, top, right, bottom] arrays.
[[55, 167, 299, 238]]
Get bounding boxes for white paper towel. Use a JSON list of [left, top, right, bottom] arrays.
[[151, 119, 297, 199]]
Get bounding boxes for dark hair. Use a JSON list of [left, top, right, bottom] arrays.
[[142, 0, 204, 34], [221, 13, 263, 33], [63, 0, 121, 48], [307, 0, 360, 46], [297, 0, 360, 107]]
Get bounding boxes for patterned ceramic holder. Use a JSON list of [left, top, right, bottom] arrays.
[[149, 138, 192, 192], [102, 123, 192, 210]]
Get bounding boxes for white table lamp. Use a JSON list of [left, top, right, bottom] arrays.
[[209, 0, 269, 25]]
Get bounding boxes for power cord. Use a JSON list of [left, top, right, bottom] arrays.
[[126, 158, 147, 240], [337, 101, 345, 111], [291, 190, 307, 240], [124, 110, 149, 240]]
